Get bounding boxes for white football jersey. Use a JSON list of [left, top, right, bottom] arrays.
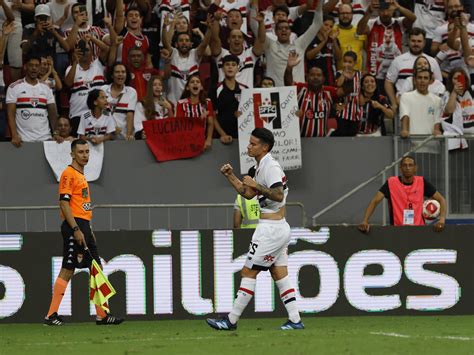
[[66, 58, 106, 118], [6, 79, 55, 142], [168, 48, 201, 104], [77, 110, 116, 137], [254, 153, 288, 214], [215, 47, 258, 88], [101, 84, 137, 139]]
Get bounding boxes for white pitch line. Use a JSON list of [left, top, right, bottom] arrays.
[[370, 332, 474, 341], [434, 336, 474, 341], [371, 332, 411, 338]]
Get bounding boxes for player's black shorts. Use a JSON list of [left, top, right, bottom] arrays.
[[61, 218, 101, 270]]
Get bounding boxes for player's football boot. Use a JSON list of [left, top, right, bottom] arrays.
[[280, 320, 305, 330], [44, 312, 65, 326], [96, 314, 124, 325], [206, 316, 237, 331]]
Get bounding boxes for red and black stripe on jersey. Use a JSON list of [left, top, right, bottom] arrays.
[[440, 30, 474, 43], [15, 97, 48, 110], [108, 102, 133, 115], [446, 51, 464, 64], [220, 5, 248, 23], [159, 0, 191, 15], [217, 55, 254, 73], [70, 75, 106, 94], [398, 68, 414, 80], [170, 65, 199, 80], [297, 84, 337, 137], [66, 26, 106, 59], [83, 112, 109, 136], [176, 98, 213, 118], [337, 71, 361, 122], [415, 0, 445, 13], [84, 126, 109, 136]]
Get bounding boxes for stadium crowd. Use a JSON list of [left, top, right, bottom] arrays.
[[0, 0, 473, 146]]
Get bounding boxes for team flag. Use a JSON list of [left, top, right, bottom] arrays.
[[237, 87, 302, 174], [89, 259, 116, 313]]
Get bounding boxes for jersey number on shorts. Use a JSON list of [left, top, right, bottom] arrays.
[[249, 242, 259, 255]]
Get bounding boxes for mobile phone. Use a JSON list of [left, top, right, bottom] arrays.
[[457, 73, 466, 91]]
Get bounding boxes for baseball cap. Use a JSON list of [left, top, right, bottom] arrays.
[[35, 4, 51, 17]]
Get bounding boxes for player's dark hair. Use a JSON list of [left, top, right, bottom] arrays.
[[71, 138, 88, 151], [307, 65, 324, 75], [25, 53, 41, 64], [343, 50, 357, 62], [409, 27, 426, 39], [261, 76, 275, 87], [273, 5, 289, 16], [227, 8, 242, 17], [222, 54, 240, 65], [87, 89, 102, 110], [176, 31, 191, 41], [275, 20, 289, 31], [71, 3, 86, 15], [125, 6, 143, 17], [414, 68, 433, 79], [252, 128, 275, 152], [400, 155, 416, 166], [323, 15, 335, 23]]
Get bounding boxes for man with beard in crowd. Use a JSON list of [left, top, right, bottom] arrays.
[[385, 27, 442, 113], [284, 52, 340, 137]]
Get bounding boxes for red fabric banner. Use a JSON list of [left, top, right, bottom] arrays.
[[143, 117, 205, 162]]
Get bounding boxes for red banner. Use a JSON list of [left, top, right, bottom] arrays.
[[143, 117, 205, 162]]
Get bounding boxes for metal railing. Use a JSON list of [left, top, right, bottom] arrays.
[[0, 202, 307, 232], [312, 135, 474, 226]]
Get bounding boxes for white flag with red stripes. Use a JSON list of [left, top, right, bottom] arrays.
[[237, 87, 302, 174]]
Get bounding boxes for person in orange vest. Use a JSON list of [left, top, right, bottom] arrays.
[[358, 155, 446, 232]]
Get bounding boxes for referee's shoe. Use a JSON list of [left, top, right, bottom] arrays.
[[96, 314, 124, 325], [44, 312, 65, 326]]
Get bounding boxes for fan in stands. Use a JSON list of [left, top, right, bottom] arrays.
[[423, 199, 441, 220]]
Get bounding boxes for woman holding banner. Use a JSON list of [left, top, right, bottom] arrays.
[[134, 76, 174, 140], [176, 74, 215, 150]]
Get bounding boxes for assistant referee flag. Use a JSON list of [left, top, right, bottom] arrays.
[[89, 259, 116, 313]]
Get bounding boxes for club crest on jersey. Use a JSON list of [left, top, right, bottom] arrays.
[[135, 40, 143, 47], [143, 72, 152, 81], [31, 98, 39, 107], [253, 92, 282, 128]]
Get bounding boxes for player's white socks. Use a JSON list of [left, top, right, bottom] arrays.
[[276, 276, 301, 323], [228, 277, 256, 325]]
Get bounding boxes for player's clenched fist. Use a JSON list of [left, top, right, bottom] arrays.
[[220, 163, 233, 176]]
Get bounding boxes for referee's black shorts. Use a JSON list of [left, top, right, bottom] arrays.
[[61, 218, 101, 270]]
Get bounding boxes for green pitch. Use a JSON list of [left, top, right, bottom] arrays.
[[1, 316, 473, 355]]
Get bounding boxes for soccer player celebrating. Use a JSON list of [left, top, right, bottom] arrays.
[[206, 128, 303, 331], [44, 139, 124, 326]]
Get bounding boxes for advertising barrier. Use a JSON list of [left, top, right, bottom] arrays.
[[1, 226, 473, 323]]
